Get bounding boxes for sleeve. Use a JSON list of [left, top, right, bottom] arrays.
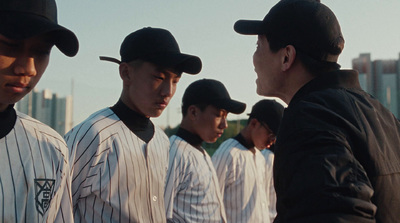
[[274, 126, 377, 223], [64, 124, 113, 211]]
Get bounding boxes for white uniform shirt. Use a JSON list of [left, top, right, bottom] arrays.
[[0, 110, 73, 223], [261, 149, 277, 223], [165, 131, 226, 223], [212, 137, 270, 223], [65, 107, 169, 223]]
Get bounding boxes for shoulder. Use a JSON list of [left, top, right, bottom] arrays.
[[16, 111, 66, 146], [169, 135, 198, 159], [153, 124, 169, 142], [261, 148, 274, 157], [218, 138, 244, 152], [15, 112, 69, 163], [261, 149, 274, 163], [65, 108, 119, 138], [213, 138, 246, 158]]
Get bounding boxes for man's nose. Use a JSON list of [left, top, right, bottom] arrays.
[[14, 56, 37, 77]]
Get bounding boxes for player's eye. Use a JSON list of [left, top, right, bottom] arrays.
[[153, 75, 164, 80]]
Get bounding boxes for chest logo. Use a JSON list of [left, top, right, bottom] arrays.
[[35, 179, 55, 215]]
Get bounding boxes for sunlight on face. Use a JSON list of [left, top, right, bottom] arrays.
[[121, 61, 181, 118], [0, 34, 52, 111], [194, 105, 228, 143]]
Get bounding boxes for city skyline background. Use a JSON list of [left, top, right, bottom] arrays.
[[34, 0, 400, 129]]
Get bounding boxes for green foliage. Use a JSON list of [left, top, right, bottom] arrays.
[[163, 119, 247, 156]]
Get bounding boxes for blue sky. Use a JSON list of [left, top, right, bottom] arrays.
[[37, 0, 400, 129]]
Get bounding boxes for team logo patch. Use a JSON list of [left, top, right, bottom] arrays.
[[35, 179, 55, 215]]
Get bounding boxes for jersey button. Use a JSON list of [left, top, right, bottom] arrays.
[[152, 196, 157, 202]]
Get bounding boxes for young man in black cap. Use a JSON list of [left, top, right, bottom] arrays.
[[234, 0, 400, 222], [0, 0, 78, 222], [64, 27, 201, 223], [165, 78, 246, 223], [212, 99, 283, 223]]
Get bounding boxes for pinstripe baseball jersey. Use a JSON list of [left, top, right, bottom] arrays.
[[65, 106, 169, 223], [212, 136, 270, 223], [0, 108, 73, 223], [261, 148, 277, 223], [165, 129, 227, 223]]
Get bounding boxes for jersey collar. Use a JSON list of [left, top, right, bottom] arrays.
[[111, 100, 154, 143], [176, 127, 203, 151]]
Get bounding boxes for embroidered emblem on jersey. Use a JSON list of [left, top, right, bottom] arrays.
[[34, 179, 55, 215]]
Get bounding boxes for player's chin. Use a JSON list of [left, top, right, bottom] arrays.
[[3, 93, 25, 106], [256, 84, 271, 97], [204, 136, 219, 144], [147, 108, 165, 118]]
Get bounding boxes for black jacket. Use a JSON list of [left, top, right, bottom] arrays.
[[274, 70, 400, 223]]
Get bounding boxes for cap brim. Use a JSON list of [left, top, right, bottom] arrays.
[[213, 99, 246, 114], [146, 53, 202, 75], [234, 20, 265, 35], [0, 12, 79, 57]]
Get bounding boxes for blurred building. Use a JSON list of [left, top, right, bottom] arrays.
[[16, 89, 73, 135], [352, 53, 400, 118]]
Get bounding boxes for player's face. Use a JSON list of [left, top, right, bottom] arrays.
[[194, 105, 228, 143], [252, 121, 276, 150], [253, 35, 284, 97], [123, 61, 180, 118], [0, 34, 52, 112]]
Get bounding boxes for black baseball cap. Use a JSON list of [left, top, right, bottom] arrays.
[[182, 79, 246, 114], [100, 27, 202, 75], [0, 0, 79, 57], [234, 0, 344, 63], [248, 99, 284, 135]]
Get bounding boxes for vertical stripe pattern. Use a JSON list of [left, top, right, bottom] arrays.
[[165, 135, 226, 223], [261, 149, 277, 223], [212, 138, 270, 223], [65, 108, 169, 223], [0, 112, 73, 223]]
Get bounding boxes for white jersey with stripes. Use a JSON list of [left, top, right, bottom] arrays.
[[65, 107, 169, 223], [0, 111, 73, 223], [261, 148, 277, 223], [165, 135, 227, 223], [212, 138, 270, 223]]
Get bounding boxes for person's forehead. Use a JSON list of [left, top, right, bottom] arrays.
[[206, 105, 227, 114], [0, 33, 54, 46], [132, 60, 181, 77]]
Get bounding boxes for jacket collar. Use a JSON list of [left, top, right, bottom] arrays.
[[290, 69, 361, 107]]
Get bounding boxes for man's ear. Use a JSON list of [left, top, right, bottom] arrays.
[[187, 105, 198, 120], [119, 62, 131, 83], [282, 45, 296, 71], [249, 118, 259, 128]]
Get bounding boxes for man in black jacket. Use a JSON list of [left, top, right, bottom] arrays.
[[234, 0, 400, 222]]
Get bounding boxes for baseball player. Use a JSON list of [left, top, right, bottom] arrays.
[[64, 27, 201, 222], [0, 0, 78, 222], [212, 99, 283, 223], [165, 79, 246, 223]]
